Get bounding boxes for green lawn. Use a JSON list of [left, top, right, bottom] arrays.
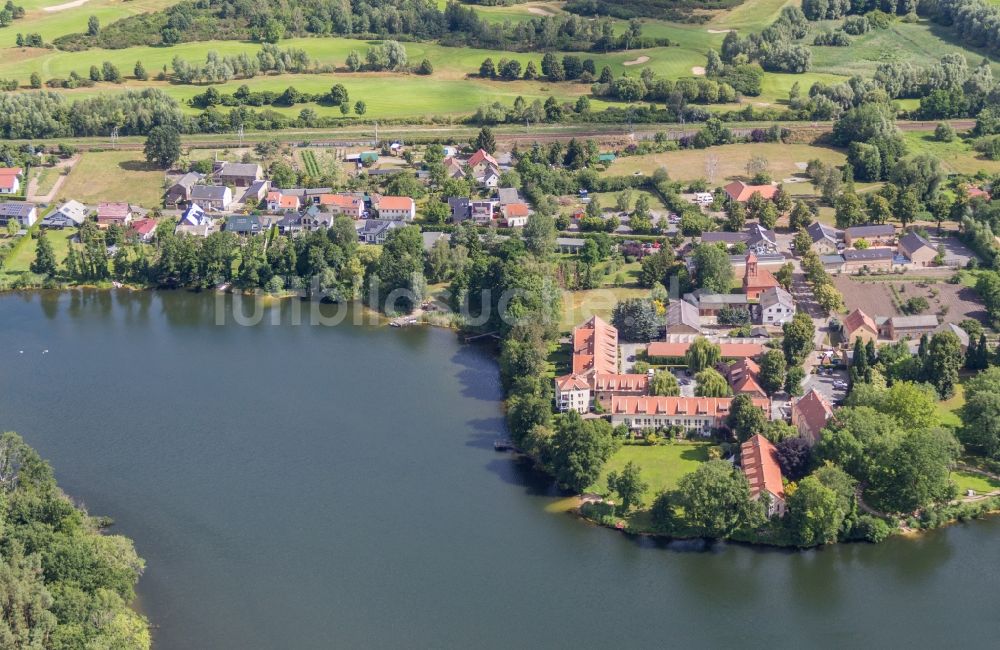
[[936, 383, 965, 429], [902, 132, 1000, 176], [587, 442, 711, 506], [59, 150, 166, 207], [0, 226, 73, 284], [2, 0, 179, 48], [561, 286, 649, 331], [951, 470, 1000, 495]]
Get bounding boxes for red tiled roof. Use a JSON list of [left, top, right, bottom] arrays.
[[555, 373, 590, 391], [968, 186, 990, 200], [741, 434, 784, 500], [278, 195, 300, 209], [724, 181, 778, 202], [844, 308, 877, 336], [792, 388, 834, 442], [572, 316, 618, 376], [647, 341, 764, 359], [593, 373, 648, 392], [266, 191, 282, 201], [610, 395, 769, 417], [320, 194, 361, 209], [97, 202, 131, 220], [0, 167, 23, 177], [504, 203, 530, 217], [0, 176, 16, 190], [379, 196, 414, 211], [129, 218, 157, 236], [468, 149, 499, 169]]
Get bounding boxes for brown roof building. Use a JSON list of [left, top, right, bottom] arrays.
[[791, 388, 835, 443], [741, 434, 786, 517], [572, 316, 619, 378], [609, 395, 769, 436], [843, 308, 878, 345], [743, 253, 780, 300], [724, 181, 778, 203]]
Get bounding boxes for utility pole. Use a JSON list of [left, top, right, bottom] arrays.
[[374, 121, 379, 147], [110, 126, 119, 149], [237, 124, 244, 148]]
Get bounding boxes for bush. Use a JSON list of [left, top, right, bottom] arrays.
[[849, 515, 893, 543], [934, 122, 955, 142]]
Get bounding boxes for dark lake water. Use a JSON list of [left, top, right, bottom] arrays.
[[0, 290, 998, 648]]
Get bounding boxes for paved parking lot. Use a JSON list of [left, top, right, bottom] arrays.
[[928, 235, 978, 268], [801, 363, 849, 406]]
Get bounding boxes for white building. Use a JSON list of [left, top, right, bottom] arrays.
[[554, 374, 590, 413]]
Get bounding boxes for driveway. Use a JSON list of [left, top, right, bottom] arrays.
[[928, 235, 978, 268], [801, 364, 849, 405]]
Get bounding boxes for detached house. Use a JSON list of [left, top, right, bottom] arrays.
[[471, 200, 496, 225], [882, 315, 939, 341], [0, 201, 37, 228], [376, 196, 416, 221], [723, 180, 777, 203], [843, 308, 878, 345], [741, 434, 786, 517], [129, 218, 158, 243], [320, 193, 364, 219], [267, 191, 300, 213], [791, 388, 834, 443], [360, 219, 403, 244], [0, 167, 24, 195], [42, 200, 88, 228], [97, 202, 132, 227], [216, 162, 263, 187], [190, 185, 232, 211], [224, 215, 263, 236], [164, 172, 203, 205], [447, 197, 471, 223], [758, 286, 794, 325], [502, 203, 530, 227], [897, 231, 937, 266], [725, 358, 767, 399], [468, 149, 499, 177], [806, 221, 841, 255]]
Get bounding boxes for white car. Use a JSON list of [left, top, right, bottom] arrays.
[[833, 380, 848, 389]]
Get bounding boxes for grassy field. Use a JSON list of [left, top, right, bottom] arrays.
[[936, 383, 965, 429], [603, 142, 846, 183], [587, 442, 711, 506], [951, 470, 1000, 495], [902, 132, 1000, 176], [561, 286, 648, 331], [0, 226, 74, 283], [59, 150, 166, 207], [2, 0, 179, 48]]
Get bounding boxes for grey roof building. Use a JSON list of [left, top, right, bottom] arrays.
[[666, 300, 703, 334]]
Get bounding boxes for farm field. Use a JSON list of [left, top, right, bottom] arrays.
[[58, 150, 166, 207], [586, 442, 712, 506], [602, 142, 846, 183], [832, 276, 988, 327]]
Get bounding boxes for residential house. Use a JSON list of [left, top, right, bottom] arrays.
[[725, 358, 767, 399], [842, 247, 894, 273], [190, 185, 233, 211], [164, 172, 203, 206], [224, 215, 263, 236], [443, 158, 465, 179], [129, 218, 158, 243], [647, 340, 764, 362], [320, 193, 364, 218], [497, 187, 521, 207], [571, 316, 619, 378], [743, 253, 780, 300], [502, 203, 530, 227], [377, 196, 416, 221], [448, 197, 471, 223], [592, 373, 649, 410], [241, 179, 270, 206], [701, 231, 749, 248], [468, 149, 500, 177], [666, 300, 703, 335], [843, 308, 879, 345], [844, 224, 895, 247], [806, 221, 841, 255], [791, 388, 834, 443], [278, 211, 305, 235], [359, 219, 403, 244], [683, 291, 751, 317], [0, 201, 37, 228], [746, 224, 778, 254], [820, 254, 846, 272], [470, 200, 497, 225], [0, 167, 24, 195], [758, 287, 795, 325], [741, 434, 786, 517], [555, 374, 591, 414], [882, 315, 939, 341], [41, 200, 88, 228], [897, 231, 937, 266], [178, 204, 211, 227], [216, 162, 262, 187], [610, 395, 770, 435], [97, 202, 132, 227], [723, 180, 778, 203], [267, 191, 300, 213], [477, 166, 501, 189], [302, 206, 335, 231], [967, 186, 991, 201]]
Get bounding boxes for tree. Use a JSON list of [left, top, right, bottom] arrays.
[[611, 298, 659, 342], [143, 125, 181, 169], [776, 262, 794, 291], [782, 311, 815, 365], [547, 411, 617, 492], [134, 61, 147, 81], [417, 59, 433, 75], [29, 72, 41, 89], [329, 83, 349, 105], [354, 100, 366, 116], [87, 15, 100, 36], [727, 394, 767, 441], [789, 201, 812, 230], [787, 474, 846, 546], [474, 126, 496, 154], [867, 427, 959, 513], [784, 364, 805, 396], [675, 461, 760, 538], [692, 243, 734, 293], [695, 368, 731, 397], [607, 461, 648, 511], [650, 370, 680, 396], [758, 349, 787, 395], [923, 331, 963, 398], [685, 337, 721, 373], [962, 367, 1000, 458], [30, 232, 58, 277], [776, 436, 813, 480], [814, 283, 845, 315]]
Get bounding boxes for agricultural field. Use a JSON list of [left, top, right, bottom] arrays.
[[832, 275, 988, 327], [58, 150, 166, 207]]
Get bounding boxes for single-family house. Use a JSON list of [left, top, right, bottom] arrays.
[[723, 180, 778, 203], [302, 206, 335, 231], [97, 202, 132, 227], [279, 211, 305, 235], [444, 158, 465, 179], [129, 218, 158, 243], [448, 197, 471, 223], [842, 247, 894, 273], [502, 202, 530, 227], [0, 201, 37, 228], [897, 231, 937, 266], [477, 166, 501, 189], [224, 215, 263, 236], [746, 224, 778, 254], [758, 287, 795, 325], [741, 434, 786, 517], [743, 253, 780, 300], [610, 395, 769, 435], [806, 221, 841, 255], [666, 300, 703, 335], [725, 358, 767, 399], [377, 196, 416, 221], [267, 191, 300, 213], [592, 373, 649, 410], [844, 224, 895, 247], [320, 193, 364, 218], [843, 308, 879, 345], [554, 373, 591, 414], [241, 179, 270, 206], [471, 200, 497, 225], [468, 149, 500, 177], [41, 200, 88, 228], [164, 172, 203, 206], [0, 167, 24, 195], [360, 218, 403, 244], [791, 388, 834, 443], [190, 185, 233, 211], [497, 187, 521, 207], [178, 204, 211, 227], [216, 162, 262, 187], [882, 315, 939, 341]]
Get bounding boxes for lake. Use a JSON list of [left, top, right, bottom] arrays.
[[0, 290, 997, 648]]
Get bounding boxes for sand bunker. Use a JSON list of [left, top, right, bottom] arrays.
[[526, 7, 555, 16], [707, 29, 733, 34], [691, 66, 706, 76], [623, 55, 651, 66], [43, 0, 88, 11]]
